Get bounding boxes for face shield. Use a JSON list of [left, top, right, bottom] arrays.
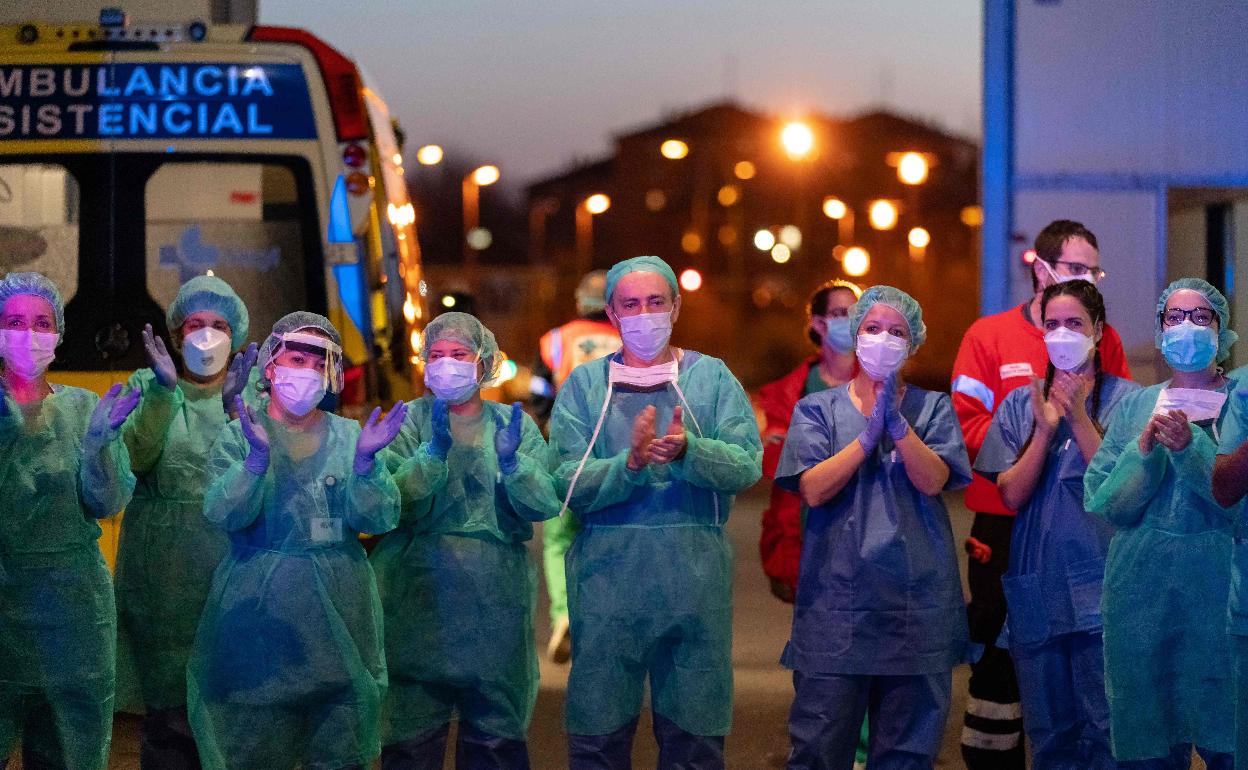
[[263, 330, 345, 394]]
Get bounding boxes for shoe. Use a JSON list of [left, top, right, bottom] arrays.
[[547, 615, 571, 664]]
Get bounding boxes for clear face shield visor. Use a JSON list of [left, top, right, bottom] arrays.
[[265, 330, 345, 393]]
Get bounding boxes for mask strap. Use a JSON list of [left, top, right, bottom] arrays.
[[670, 379, 720, 525], [559, 381, 614, 518]]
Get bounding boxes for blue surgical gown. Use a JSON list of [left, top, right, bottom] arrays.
[[548, 350, 762, 737], [1084, 380, 1237, 759], [775, 383, 974, 675], [975, 374, 1137, 648]]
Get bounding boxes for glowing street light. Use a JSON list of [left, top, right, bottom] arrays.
[[908, 227, 931, 249], [416, 144, 443, 165], [753, 229, 776, 251], [717, 185, 740, 206], [822, 197, 847, 220], [660, 139, 689, 159], [770, 244, 792, 263], [585, 193, 611, 215], [679, 268, 703, 292], [734, 160, 756, 180], [897, 152, 929, 185], [471, 165, 500, 186], [779, 225, 802, 250], [780, 121, 814, 159], [868, 200, 899, 231], [843, 247, 870, 277]]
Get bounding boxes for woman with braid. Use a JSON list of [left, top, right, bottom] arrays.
[[974, 280, 1138, 768]]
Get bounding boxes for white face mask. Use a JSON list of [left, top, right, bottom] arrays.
[[608, 357, 679, 388], [855, 331, 909, 381], [617, 311, 673, 361], [1039, 258, 1093, 286], [0, 329, 59, 380], [271, 365, 327, 417], [1044, 327, 1094, 371], [182, 327, 231, 377], [424, 357, 481, 404], [1153, 387, 1228, 423]]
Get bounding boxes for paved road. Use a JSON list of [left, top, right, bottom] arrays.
[[21, 485, 976, 769]]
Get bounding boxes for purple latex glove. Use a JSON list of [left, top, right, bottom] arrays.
[[142, 324, 177, 390], [85, 383, 141, 449], [235, 395, 270, 475], [425, 398, 452, 460], [883, 374, 909, 441], [222, 343, 259, 418], [355, 401, 408, 475], [858, 376, 897, 455], [494, 402, 524, 475]]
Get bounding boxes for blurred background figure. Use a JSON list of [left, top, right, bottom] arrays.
[[530, 271, 621, 663]]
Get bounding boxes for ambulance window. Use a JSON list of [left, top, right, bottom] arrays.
[[0, 163, 80, 298]]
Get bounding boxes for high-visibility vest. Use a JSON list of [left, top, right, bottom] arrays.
[[539, 318, 621, 388]]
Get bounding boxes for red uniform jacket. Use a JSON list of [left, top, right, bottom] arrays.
[[951, 303, 1131, 516], [758, 358, 818, 597]]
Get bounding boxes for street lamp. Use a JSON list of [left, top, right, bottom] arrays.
[[868, 199, 899, 231], [843, 246, 870, 277], [416, 144, 443, 165], [463, 164, 500, 285], [576, 193, 611, 272], [897, 152, 929, 185], [908, 227, 930, 260], [660, 139, 689, 160], [780, 121, 814, 160]]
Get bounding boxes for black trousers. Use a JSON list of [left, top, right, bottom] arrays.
[[960, 513, 1025, 770]]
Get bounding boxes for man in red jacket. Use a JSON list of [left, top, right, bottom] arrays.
[[951, 220, 1130, 768]]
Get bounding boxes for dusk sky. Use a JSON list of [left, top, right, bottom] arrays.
[[262, 1, 982, 189]]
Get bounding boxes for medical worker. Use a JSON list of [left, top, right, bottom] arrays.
[[976, 279, 1137, 769], [1085, 278, 1236, 769], [187, 312, 406, 770], [549, 255, 762, 769], [371, 311, 559, 769], [1213, 342, 1248, 764], [0, 272, 139, 770], [114, 276, 257, 768], [776, 285, 973, 770]]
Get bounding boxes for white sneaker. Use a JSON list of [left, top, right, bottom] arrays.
[[547, 615, 571, 663]]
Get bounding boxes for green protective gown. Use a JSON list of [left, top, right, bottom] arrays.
[[0, 385, 135, 770], [115, 369, 229, 712], [187, 403, 399, 770], [548, 350, 762, 737], [371, 397, 560, 744], [1085, 381, 1239, 760]]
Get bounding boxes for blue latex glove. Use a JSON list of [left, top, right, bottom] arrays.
[[426, 397, 452, 460], [355, 401, 408, 475], [222, 342, 259, 418], [142, 324, 177, 390], [235, 395, 270, 475], [494, 401, 524, 475], [858, 378, 893, 455], [883, 374, 909, 441], [85, 383, 141, 450]]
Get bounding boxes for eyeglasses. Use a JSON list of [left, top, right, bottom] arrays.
[[1160, 307, 1217, 327], [1054, 260, 1106, 281]]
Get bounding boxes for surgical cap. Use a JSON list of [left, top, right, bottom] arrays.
[[575, 270, 609, 315], [421, 311, 503, 384], [850, 285, 928, 353], [1155, 277, 1238, 363], [605, 256, 679, 303], [0, 271, 64, 333], [166, 275, 250, 348]]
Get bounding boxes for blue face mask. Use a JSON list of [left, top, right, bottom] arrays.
[[1161, 320, 1218, 372], [823, 317, 854, 354]]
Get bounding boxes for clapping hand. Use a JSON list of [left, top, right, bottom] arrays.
[[426, 398, 453, 460], [142, 324, 177, 389], [647, 406, 688, 464], [494, 402, 524, 475], [86, 383, 141, 447], [1153, 409, 1192, 452], [355, 401, 408, 475], [1029, 377, 1061, 439], [236, 395, 270, 474], [628, 406, 657, 470], [222, 343, 259, 418]]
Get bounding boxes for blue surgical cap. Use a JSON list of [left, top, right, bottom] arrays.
[[167, 275, 250, 348], [0, 272, 65, 333], [1156, 277, 1238, 363], [421, 311, 503, 384], [850, 285, 928, 353], [605, 256, 679, 303]]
